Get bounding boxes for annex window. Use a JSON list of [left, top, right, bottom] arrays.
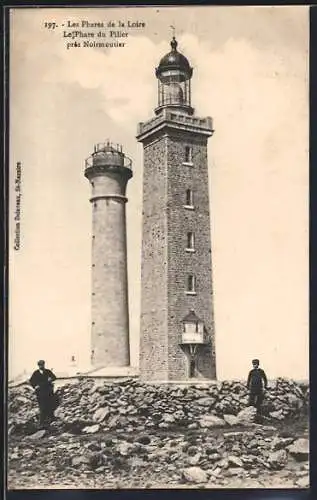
[[186, 274, 196, 293], [186, 232, 195, 251], [185, 189, 194, 207], [185, 146, 193, 163]]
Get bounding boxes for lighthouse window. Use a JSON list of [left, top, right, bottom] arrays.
[[185, 189, 194, 208], [184, 146, 193, 164], [186, 232, 195, 251], [186, 274, 196, 293]]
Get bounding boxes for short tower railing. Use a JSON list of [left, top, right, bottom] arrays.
[[85, 141, 133, 170]]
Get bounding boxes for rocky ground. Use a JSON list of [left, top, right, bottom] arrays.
[[7, 377, 309, 489]]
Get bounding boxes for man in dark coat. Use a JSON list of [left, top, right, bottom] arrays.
[[247, 358, 268, 413], [30, 360, 57, 427]]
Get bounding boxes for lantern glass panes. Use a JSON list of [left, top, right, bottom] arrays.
[[157, 70, 191, 108]]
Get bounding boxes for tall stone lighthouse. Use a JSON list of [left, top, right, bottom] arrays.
[[137, 37, 217, 381], [85, 142, 133, 369]]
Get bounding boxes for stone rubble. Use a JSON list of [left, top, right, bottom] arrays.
[[7, 377, 309, 489], [8, 377, 309, 436]]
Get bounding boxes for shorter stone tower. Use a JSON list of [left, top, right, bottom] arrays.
[[85, 141, 133, 368]]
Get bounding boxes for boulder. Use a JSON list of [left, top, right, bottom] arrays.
[[89, 452, 106, 469], [182, 466, 208, 484], [205, 445, 218, 455], [197, 397, 215, 408], [158, 422, 169, 429], [86, 442, 102, 452], [188, 423, 198, 430], [216, 458, 229, 469], [93, 407, 109, 423], [288, 438, 309, 462], [271, 437, 294, 451], [199, 415, 226, 428], [187, 454, 201, 466], [269, 410, 284, 420], [184, 442, 197, 454], [236, 406, 257, 424], [71, 455, 92, 467], [136, 435, 151, 445], [267, 449, 288, 470], [27, 429, 46, 440], [116, 441, 135, 456], [228, 456, 243, 468], [107, 415, 120, 429], [162, 414, 176, 424], [82, 424, 100, 434], [223, 414, 239, 426], [296, 475, 310, 488], [240, 456, 255, 470], [208, 453, 222, 463]]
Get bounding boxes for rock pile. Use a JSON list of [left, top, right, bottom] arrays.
[[7, 377, 309, 488], [8, 377, 309, 437], [8, 422, 309, 488]]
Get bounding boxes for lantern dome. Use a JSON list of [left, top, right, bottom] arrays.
[[155, 37, 193, 82]]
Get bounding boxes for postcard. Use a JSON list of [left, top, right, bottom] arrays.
[[7, 5, 309, 490]]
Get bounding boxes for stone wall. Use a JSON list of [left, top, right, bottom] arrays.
[[8, 378, 309, 437], [139, 137, 169, 380]]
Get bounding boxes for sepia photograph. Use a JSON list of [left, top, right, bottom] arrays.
[[7, 5, 309, 490]]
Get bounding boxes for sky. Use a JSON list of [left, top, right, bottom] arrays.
[[8, 6, 309, 380]]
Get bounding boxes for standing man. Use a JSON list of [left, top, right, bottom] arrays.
[[247, 358, 268, 414], [30, 360, 57, 427]]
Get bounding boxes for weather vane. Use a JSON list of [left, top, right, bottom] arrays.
[[170, 25, 176, 38]]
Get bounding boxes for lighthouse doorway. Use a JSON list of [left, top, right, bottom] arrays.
[[189, 358, 196, 378]]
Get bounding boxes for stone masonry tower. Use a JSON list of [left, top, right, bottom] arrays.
[[85, 142, 133, 368], [137, 37, 216, 381]]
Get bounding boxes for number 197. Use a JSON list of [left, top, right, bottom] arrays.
[[44, 22, 57, 29]]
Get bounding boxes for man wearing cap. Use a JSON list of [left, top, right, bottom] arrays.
[[30, 360, 57, 427], [247, 359, 268, 413]]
